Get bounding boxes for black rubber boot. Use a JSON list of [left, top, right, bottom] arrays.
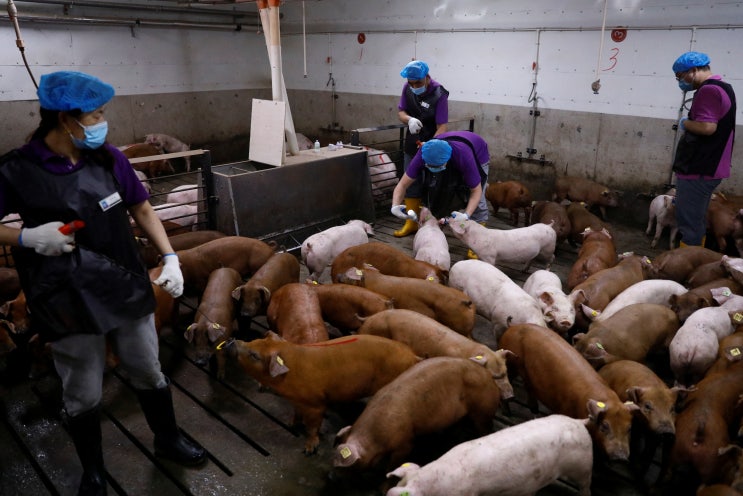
[[65, 407, 107, 496], [136, 383, 207, 466]]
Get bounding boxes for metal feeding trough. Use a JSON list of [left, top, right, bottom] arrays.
[[210, 147, 374, 250]]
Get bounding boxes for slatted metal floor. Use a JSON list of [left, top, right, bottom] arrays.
[[0, 205, 675, 496]]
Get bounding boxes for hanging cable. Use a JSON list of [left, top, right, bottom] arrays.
[[591, 0, 608, 94], [302, 0, 307, 77], [7, 0, 38, 89]]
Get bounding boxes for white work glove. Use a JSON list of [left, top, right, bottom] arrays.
[[450, 211, 469, 221], [407, 117, 423, 135], [678, 117, 688, 131], [19, 221, 75, 256], [391, 204, 417, 221], [154, 253, 184, 298]]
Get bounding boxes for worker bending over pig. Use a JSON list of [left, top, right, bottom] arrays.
[[391, 130, 490, 259], [0, 71, 206, 496]]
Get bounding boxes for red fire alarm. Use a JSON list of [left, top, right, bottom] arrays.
[[357, 33, 366, 44], [611, 28, 627, 43]]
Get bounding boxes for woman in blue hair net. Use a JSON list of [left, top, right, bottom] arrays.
[[0, 71, 206, 495], [671, 51, 736, 248], [394, 60, 450, 238], [391, 130, 490, 258]]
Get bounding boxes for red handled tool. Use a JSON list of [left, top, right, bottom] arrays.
[[58, 220, 85, 235]]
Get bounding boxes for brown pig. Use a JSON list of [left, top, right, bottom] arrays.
[[176, 236, 275, 294], [661, 361, 743, 489], [266, 283, 329, 344], [707, 328, 743, 376], [529, 200, 571, 245], [137, 230, 227, 268], [0, 267, 20, 302], [357, 308, 514, 399], [707, 194, 740, 254], [0, 290, 29, 334], [669, 278, 743, 323], [306, 282, 393, 332], [122, 143, 174, 178], [500, 324, 638, 461], [330, 242, 447, 284], [485, 180, 532, 226], [567, 227, 618, 290], [224, 332, 419, 454], [688, 259, 729, 288], [148, 266, 176, 335], [554, 176, 620, 219], [697, 485, 743, 496], [333, 356, 500, 473], [572, 303, 680, 368], [599, 360, 686, 478], [569, 254, 654, 330], [650, 246, 724, 283], [565, 202, 610, 245], [184, 267, 243, 379], [0, 320, 17, 357], [232, 252, 300, 318], [336, 265, 475, 337]]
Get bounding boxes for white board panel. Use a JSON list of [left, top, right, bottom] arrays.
[[249, 99, 286, 167]]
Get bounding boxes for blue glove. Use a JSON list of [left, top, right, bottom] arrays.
[[678, 117, 688, 131], [450, 211, 469, 221]]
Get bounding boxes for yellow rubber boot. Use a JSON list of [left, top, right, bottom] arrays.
[[678, 236, 705, 248], [467, 221, 487, 259], [393, 198, 421, 238]]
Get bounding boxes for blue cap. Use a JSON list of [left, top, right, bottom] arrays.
[[672, 51, 711, 73], [400, 60, 429, 80], [421, 139, 452, 166], [37, 71, 115, 112]]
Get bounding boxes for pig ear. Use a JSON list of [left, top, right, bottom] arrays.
[[231, 286, 242, 302], [268, 353, 289, 377], [586, 399, 607, 421], [468, 355, 488, 366], [208, 323, 225, 343], [334, 425, 352, 446], [572, 332, 587, 345], [718, 444, 743, 459], [258, 286, 272, 304], [0, 301, 10, 316], [539, 292, 555, 306], [581, 304, 600, 321], [625, 386, 643, 404], [184, 323, 196, 343], [386, 463, 421, 482], [729, 312, 743, 327], [265, 331, 284, 341], [334, 443, 360, 467]]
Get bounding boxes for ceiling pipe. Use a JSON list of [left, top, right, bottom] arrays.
[[8, 12, 258, 30], [14, 0, 259, 18]]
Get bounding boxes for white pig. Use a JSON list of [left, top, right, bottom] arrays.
[[365, 147, 398, 197], [522, 269, 575, 334], [386, 414, 593, 496], [153, 203, 197, 228], [449, 260, 547, 341], [133, 170, 151, 194], [166, 184, 199, 205], [723, 255, 743, 286], [669, 306, 737, 386], [583, 279, 688, 322], [447, 218, 556, 271], [301, 220, 374, 280], [711, 286, 743, 311], [646, 194, 678, 249], [144, 133, 191, 171], [412, 207, 451, 271]]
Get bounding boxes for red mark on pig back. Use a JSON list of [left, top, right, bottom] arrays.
[[304, 336, 359, 347]]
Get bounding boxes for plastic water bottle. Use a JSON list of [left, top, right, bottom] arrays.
[[313, 139, 321, 152]]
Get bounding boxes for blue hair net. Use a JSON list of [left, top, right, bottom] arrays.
[[421, 139, 453, 166], [400, 60, 429, 80], [37, 71, 115, 112], [672, 52, 711, 73]]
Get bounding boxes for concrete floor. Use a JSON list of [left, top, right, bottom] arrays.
[[0, 205, 683, 496]]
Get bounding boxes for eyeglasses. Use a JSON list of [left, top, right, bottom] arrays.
[[675, 70, 692, 81]]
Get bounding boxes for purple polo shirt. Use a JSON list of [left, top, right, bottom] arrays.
[[406, 131, 490, 188], [398, 78, 449, 126], [677, 75, 735, 180], [0, 140, 148, 218]]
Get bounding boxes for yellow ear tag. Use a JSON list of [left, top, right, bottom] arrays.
[[312, 280, 319, 285], [723, 289, 732, 297], [624, 401, 634, 406], [340, 446, 352, 459], [402, 463, 411, 467], [734, 313, 743, 323], [732, 347, 741, 357], [621, 251, 631, 257], [355, 269, 363, 276], [427, 276, 435, 282], [216, 340, 228, 350], [591, 310, 598, 317], [212, 322, 221, 329], [276, 355, 285, 366], [475, 355, 483, 359], [596, 342, 604, 350], [596, 401, 606, 409], [644, 257, 652, 264]]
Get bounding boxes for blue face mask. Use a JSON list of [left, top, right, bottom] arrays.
[[70, 120, 108, 150], [678, 80, 694, 92], [410, 85, 426, 96], [425, 164, 447, 173]]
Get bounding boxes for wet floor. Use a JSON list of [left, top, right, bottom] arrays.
[[0, 204, 678, 496]]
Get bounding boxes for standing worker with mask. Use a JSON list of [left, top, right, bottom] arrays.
[[391, 130, 489, 259], [671, 51, 736, 248], [0, 71, 206, 496], [395, 60, 450, 237]]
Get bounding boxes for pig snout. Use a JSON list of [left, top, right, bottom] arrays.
[[494, 376, 514, 400], [655, 421, 676, 436]]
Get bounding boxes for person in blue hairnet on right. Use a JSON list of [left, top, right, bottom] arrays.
[[394, 60, 450, 238], [671, 51, 736, 248]]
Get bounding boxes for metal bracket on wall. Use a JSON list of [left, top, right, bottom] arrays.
[[505, 152, 553, 167]]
